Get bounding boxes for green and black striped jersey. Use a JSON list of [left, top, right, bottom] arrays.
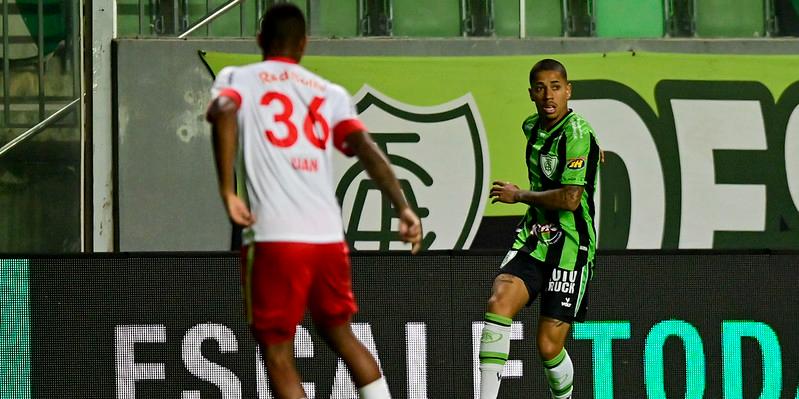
[[512, 110, 600, 271]]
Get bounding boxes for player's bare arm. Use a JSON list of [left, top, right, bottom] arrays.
[[489, 180, 583, 211], [207, 97, 255, 227], [345, 130, 423, 254]]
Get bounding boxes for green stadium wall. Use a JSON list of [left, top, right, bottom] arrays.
[[114, 38, 799, 252]]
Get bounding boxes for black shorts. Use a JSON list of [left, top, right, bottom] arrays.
[[497, 250, 594, 323]]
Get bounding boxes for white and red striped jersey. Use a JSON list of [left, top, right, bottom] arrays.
[[211, 57, 365, 244]]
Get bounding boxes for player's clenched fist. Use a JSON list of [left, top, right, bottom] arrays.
[[398, 207, 423, 254], [489, 180, 521, 204]]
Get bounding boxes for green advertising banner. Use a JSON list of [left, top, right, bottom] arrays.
[[200, 51, 799, 250], [0, 259, 31, 399]]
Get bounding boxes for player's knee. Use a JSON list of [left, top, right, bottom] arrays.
[[311, 307, 352, 331], [251, 323, 296, 347], [486, 296, 506, 315], [262, 345, 295, 371], [487, 291, 517, 316], [313, 315, 352, 348], [537, 335, 564, 361], [310, 296, 356, 329]]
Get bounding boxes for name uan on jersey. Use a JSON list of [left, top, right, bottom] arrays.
[[292, 157, 319, 172]]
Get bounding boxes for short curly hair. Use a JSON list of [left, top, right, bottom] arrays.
[[529, 59, 568, 86], [258, 3, 306, 54]]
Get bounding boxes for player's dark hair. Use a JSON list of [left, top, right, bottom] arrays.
[[259, 3, 306, 54], [529, 59, 568, 86]]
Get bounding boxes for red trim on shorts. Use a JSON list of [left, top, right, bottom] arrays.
[[333, 118, 366, 156], [218, 88, 242, 109], [266, 56, 299, 64]]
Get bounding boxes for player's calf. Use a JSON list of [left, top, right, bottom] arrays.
[[478, 312, 512, 399], [542, 348, 573, 399]]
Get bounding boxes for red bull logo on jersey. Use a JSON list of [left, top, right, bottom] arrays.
[[259, 70, 327, 92], [333, 85, 490, 251]]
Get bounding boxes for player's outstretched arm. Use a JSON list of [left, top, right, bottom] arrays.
[[206, 97, 254, 227], [345, 131, 423, 254], [490, 180, 583, 211]]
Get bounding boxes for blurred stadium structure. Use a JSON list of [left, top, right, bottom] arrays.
[[2, 0, 799, 253], [112, 0, 795, 38]]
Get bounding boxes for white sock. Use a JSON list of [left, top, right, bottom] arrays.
[[359, 376, 391, 399], [543, 348, 573, 399], [479, 313, 512, 399]]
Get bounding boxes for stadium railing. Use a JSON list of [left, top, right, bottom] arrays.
[[113, 0, 794, 39]]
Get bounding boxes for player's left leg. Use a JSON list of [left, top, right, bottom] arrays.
[[244, 242, 315, 399], [308, 242, 392, 399], [317, 321, 390, 398], [537, 317, 573, 399], [479, 251, 546, 399], [260, 339, 306, 399]]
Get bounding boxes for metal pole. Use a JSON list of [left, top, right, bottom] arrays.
[[519, 0, 525, 38], [37, 0, 45, 121], [0, 98, 79, 158], [240, 0, 245, 37], [76, 0, 85, 250], [92, 0, 114, 251], [73, 0, 80, 102], [256, 0, 263, 33], [387, 0, 393, 36], [138, 0, 144, 34], [173, 0, 180, 34], [178, 0, 243, 39], [3, 0, 10, 126], [765, 0, 776, 37]]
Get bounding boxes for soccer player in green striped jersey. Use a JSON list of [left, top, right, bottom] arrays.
[[478, 59, 600, 399]]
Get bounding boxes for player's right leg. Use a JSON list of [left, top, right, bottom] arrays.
[[308, 242, 392, 399], [479, 250, 544, 399], [243, 242, 314, 399], [536, 259, 593, 399]]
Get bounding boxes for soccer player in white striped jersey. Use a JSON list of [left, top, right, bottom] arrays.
[[206, 4, 422, 399]]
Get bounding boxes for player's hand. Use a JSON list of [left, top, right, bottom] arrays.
[[398, 207, 423, 255], [490, 180, 520, 204], [223, 192, 255, 227], [600, 149, 606, 163]]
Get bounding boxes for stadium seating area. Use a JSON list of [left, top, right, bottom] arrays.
[[113, 0, 794, 38]]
